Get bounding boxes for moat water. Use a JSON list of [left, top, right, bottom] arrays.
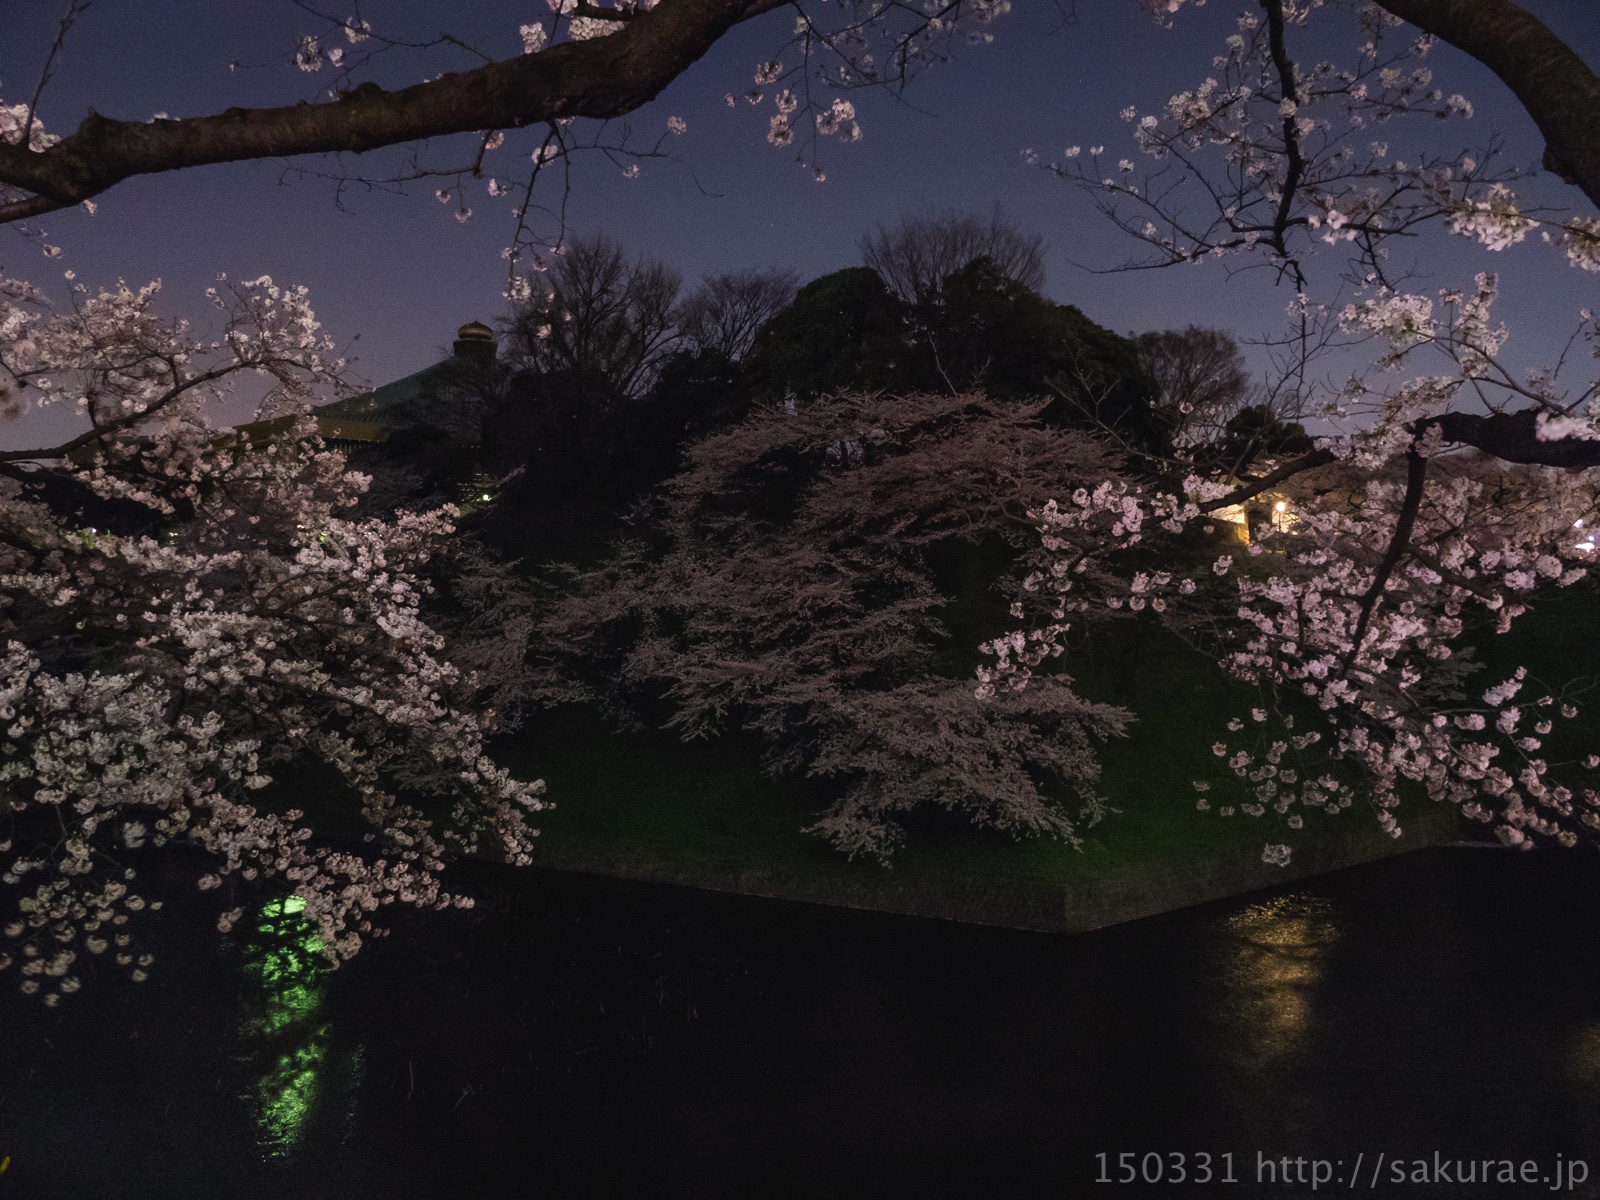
[[3, 847, 1600, 1198]]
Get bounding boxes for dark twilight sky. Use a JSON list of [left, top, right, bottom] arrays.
[[2, 0, 1597, 449]]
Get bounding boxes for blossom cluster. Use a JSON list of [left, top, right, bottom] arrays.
[[985, 423, 1600, 862], [973, 258, 1600, 859], [1033, 0, 1555, 289], [0, 273, 544, 1003], [528, 391, 1129, 861], [741, 0, 1010, 177]]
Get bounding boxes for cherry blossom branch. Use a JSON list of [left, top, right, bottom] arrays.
[[1261, 0, 1306, 262], [1343, 446, 1428, 667], [0, 360, 276, 463], [1197, 447, 1338, 512], [0, 0, 789, 221]]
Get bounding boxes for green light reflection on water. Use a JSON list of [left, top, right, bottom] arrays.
[[236, 893, 338, 1159]]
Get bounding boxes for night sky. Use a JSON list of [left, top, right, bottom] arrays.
[[2, 0, 1597, 449]]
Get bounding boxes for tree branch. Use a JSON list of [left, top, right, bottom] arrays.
[[0, 0, 788, 220], [1344, 445, 1428, 667], [1197, 447, 1338, 512], [1330, 407, 1600, 665], [0, 359, 285, 463], [1431, 408, 1600, 470], [0, 192, 72, 223], [1377, 0, 1600, 210], [1260, 0, 1308, 259]]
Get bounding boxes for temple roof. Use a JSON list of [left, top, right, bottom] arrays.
[[236, 320, 497, 446]]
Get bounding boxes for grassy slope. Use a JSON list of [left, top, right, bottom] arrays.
[[496, 540, 1600, 907], [500, 616, 1450, 903]]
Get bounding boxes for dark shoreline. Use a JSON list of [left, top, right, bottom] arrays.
[[523, 801, 1460, 933]]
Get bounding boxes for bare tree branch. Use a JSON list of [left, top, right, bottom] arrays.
[[22, 0, 91, 160], [861, 208, 1047, 304]]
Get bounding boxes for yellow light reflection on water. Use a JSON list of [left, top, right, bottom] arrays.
[[1564, 1025, 1600, 1149], [1567, 1025, 1600, 1087], [1218, 893, 1341, 1068]]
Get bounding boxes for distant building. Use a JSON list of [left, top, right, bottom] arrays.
[[1208, 491, 1299, 543], [238, 320, 498, 449]]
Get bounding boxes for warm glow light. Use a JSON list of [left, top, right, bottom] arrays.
[[1274, 501, 1287, 512], [1220, 896, 1340, 1065]]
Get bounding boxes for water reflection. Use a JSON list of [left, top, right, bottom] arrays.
[[1569, 1025, 1600, 1088], [1216, 893, 1341, 1069], [10, 849, 1600, 1196], [234, 895, 361, 1159], [1563, 1024, 1600, 1160]]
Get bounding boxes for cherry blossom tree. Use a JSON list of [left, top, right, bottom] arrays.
[[4, 0, 1600, 884], [0, 271, 544, 1003], [528, 390, 1130, 860], [985, 0, 1600, 865]]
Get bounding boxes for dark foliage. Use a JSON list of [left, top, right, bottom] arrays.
[[743, 267, 914, 400], [355, 249, 1166, 561]]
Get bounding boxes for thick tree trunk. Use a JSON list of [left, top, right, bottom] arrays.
[[1378, 0, 1600, 210], [1200, 409, 1600, 517], [1430, 408, 1600, 470]]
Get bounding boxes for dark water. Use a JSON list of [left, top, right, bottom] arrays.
[[4, 848, 1600, 1199]]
